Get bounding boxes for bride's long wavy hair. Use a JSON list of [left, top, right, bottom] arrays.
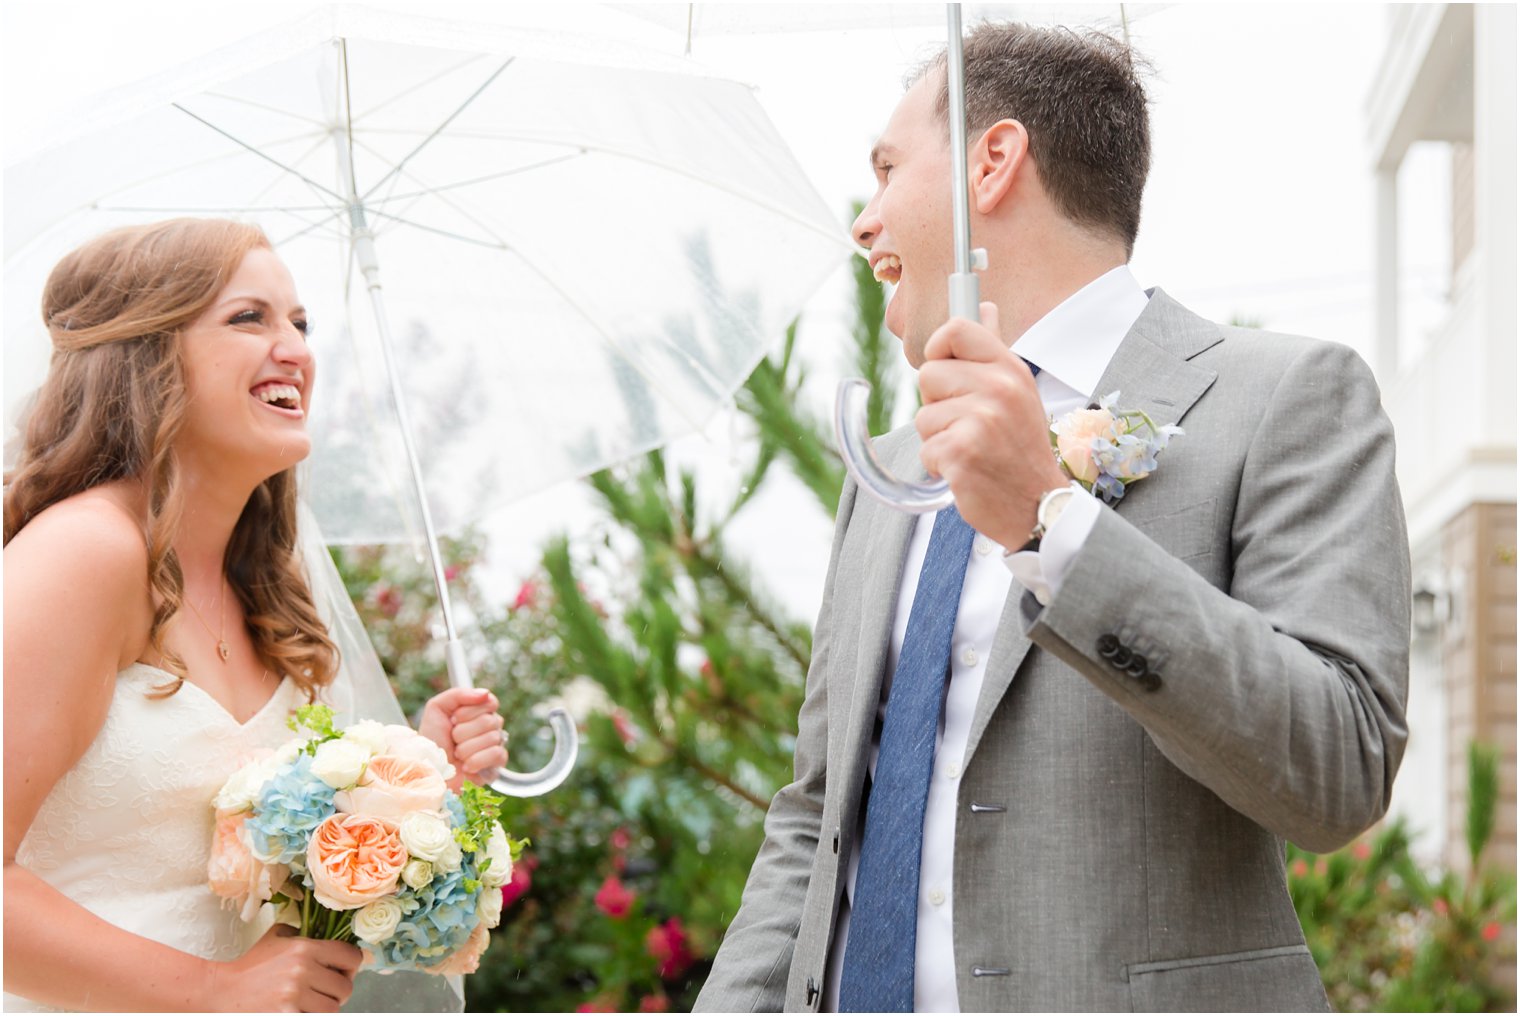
[[3, 218, 337, 698]]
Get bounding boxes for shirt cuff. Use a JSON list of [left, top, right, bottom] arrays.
[[1003, 483, 1101, 605]]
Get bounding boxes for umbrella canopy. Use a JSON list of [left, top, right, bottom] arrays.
[[4, 5, 852, 796], [4, 4, 852, 544]]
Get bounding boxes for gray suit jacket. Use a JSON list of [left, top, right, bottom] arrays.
[[695, 290, 1410, 1013]]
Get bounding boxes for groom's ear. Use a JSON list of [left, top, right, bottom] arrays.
[[970, 119, 1028, 214]]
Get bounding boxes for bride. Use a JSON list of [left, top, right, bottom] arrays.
[[3, 218, 507, 1012]]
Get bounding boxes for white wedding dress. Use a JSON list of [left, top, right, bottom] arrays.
[[5, 509, 462, 1013], [5, 664, 305, 1013]]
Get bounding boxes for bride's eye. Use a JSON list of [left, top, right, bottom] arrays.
[[229, 309, 262, 326]]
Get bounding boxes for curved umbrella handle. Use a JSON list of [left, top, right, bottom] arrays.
[[446, 640, 578, 798], [834, 378, 953, 514]]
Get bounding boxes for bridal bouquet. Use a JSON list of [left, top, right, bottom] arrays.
[[208, 705, 524, 975]]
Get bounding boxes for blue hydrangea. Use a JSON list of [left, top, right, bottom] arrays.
[[368, 854, 485, 971], [245, 754, 336, 868]]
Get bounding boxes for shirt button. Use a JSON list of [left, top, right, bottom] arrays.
[[928, 888, 946, 906], [946, 761, 961, 779], [960, 646, 979, 668], [974, 535, 993, 556]]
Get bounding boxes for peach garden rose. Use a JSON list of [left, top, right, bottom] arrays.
[[334, 754, 447, 820], [306, 813, 408, 910]]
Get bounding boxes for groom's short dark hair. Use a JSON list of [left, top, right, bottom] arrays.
[[920, 22, 1152, 256]]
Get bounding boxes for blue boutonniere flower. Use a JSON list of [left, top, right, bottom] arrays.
[[1050, 391, 1183, 503]]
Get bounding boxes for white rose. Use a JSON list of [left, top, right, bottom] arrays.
[[311, 739, 371, 790], [479, 885, 504, 929], [383, 725, 456, 781], [399, 812, 455, 863], [352, 897, 405, 944], [342, 720, 389, 756], [433, 837, 463, 874], [402, 858, 434, 890], [214, 756, 278, 814], [479, 824, 513, 889], [272, 737, 306, 765]]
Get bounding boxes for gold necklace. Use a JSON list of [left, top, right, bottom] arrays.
[[182, 580, 230, 664]]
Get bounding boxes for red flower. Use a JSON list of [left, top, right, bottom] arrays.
[[700, 658, 716, 679], [1482, 921, 1502, 942], [513, 580, 538, 611], [1351, 841, 1372, 861], [612, 711, 639, 747], [500, 853, 537, 908], [610, 827, 633, 852], [575, 999, 618, 1013], [646, 917, 695, 979], [595, 874, 635, 919], [1433, 898, 1449, 916], [638, 993, 670, 1012], [445, 564, 463, 582], [1290, 859, 1309, 878], [375, 585, 403, 618]]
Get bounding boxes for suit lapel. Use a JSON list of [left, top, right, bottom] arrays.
[[839, 430, 921, 785], [962, 288, 1222, 765]]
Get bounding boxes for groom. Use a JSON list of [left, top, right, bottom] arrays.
[[696, 22, 1410, 1014]]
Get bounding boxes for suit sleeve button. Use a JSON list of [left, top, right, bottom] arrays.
[[1142, 671, 1163, 691], [1097, 633, 1121, 657], [1111, 646, 1133, 667], [1126, 654, 1148, 676]]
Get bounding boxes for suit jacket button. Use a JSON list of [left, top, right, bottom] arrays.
[[1097, 634, 1120, 657], [806, 977, 818, 1005], [1126, 654, 1148, 677]]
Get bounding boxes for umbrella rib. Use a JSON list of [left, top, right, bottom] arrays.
[[196, 90, 331, 129], [171, 102, 347, 204], [369, 151, 587, 207], [358, 204, 716, 434], [358, 56, 517, 205]]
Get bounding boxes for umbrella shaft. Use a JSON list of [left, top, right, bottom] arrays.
[[946, 4, 973, 280]]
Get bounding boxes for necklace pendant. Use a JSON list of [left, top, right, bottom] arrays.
[[218, 640, 231, 663]]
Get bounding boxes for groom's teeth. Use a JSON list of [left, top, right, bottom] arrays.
[[872, 255, 901, 282]]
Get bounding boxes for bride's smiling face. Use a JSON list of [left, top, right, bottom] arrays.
[[177, 247, 315, 480]]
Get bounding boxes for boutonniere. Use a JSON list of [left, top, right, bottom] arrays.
[[1049, 391, 1183, 504]]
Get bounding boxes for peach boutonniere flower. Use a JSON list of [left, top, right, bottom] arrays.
[[1050, 391, 1182, 503]]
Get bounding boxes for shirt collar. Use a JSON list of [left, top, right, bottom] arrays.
[[1010, 265, 1149, 401]]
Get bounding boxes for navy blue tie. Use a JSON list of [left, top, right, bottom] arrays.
[[838, 504, 977, 1012]]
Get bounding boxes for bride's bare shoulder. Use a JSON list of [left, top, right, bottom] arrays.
[[5, 484, 152, 665]]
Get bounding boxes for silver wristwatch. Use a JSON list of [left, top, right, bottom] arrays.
[[1028, 483, 1077, 543]]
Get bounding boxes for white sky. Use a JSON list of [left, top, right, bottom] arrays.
[[2, 1, 1449, 610]]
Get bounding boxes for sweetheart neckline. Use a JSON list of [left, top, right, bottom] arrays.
[[121, 662, 295, 728]]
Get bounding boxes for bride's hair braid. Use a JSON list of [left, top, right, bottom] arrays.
[[4, 218, 337, 698]]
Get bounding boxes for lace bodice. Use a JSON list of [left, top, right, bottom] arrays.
[[6, 664, 305, 1012]]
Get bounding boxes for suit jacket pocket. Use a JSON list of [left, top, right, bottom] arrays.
[[1122, 496, 1218, 563], [1123, 944, 1328, 1013]]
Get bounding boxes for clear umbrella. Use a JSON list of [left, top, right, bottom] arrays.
[[622, 2, 1155, 513], [4, 5, 852, 794]]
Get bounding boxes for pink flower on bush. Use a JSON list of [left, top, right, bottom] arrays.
[[595, 874, 635, 918], [1351, 841, 1372, 861], [445, 564, 463, 582], [612, 711, 639, 747], [575, 998, 618, 1013], [1482, 921, 1502, 942], [514, 580, 538, 610], [375, 585, 403, 618], [610, 827, 633, 852], [646, 917, 695, 979], [501, 854, 537, 908], [1433, 898, 1449, 916], [639, 993, 671, 1012], [1290, 859, 1308, 878]]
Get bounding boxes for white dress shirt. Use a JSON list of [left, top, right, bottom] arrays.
[[824, 266, 1149, 1012]]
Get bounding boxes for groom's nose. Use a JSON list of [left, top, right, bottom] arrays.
[[852, 199, 881, 249]]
